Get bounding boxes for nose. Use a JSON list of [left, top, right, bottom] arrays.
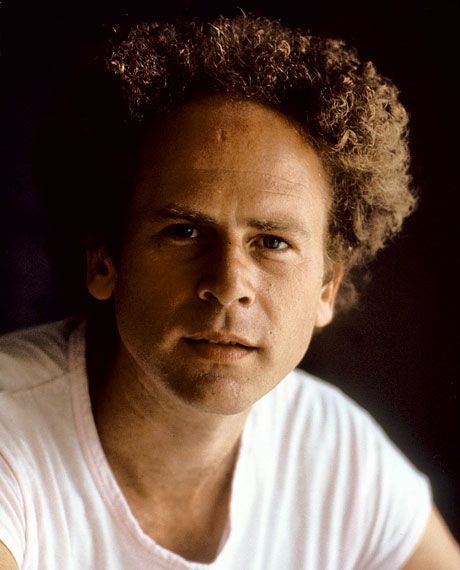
[[197, 244, 255, 308]]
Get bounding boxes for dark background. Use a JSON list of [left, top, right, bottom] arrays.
[[1, 0, 459, 537]]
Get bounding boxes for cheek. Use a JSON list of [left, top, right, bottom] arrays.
[[264, 263, 323, 342], [116, 249, 193, 304], [113, 253, 204, 356], [264, 259, 323, 311]]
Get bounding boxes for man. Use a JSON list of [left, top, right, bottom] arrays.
[[0, 14, 459, 569]]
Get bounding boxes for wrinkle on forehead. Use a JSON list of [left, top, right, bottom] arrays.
[[137, 96, 332, 213], [147, 166, 330, 209], [169, 167, 326, 190]]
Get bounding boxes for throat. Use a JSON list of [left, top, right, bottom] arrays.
[[119, 457, 235, 563], [85, 308, 245, 561]]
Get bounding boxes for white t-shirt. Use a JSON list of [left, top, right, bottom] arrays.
[[0, 318, 431, 569]]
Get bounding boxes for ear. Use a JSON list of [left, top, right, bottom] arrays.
[[86, 246, 117, 301], [315, 263, 343, 328]]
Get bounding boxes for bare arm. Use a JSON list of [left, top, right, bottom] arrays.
[[402, 507, 460, 570], [0, 542, 18, 570]]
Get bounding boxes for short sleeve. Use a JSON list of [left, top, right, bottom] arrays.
[[0, 450, 25, 567], [357, 418, 432, 570]]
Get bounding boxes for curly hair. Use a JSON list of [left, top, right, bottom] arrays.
[[35, 14, 415, 311]]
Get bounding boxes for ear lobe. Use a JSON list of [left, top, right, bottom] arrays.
[[315, 264, 343, 328], [86, 247, 117, 301]]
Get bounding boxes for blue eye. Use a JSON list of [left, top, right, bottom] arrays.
[[165, 224, 199, 239], [260, 235, 289, 250]]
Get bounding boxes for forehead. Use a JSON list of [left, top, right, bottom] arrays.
[[132, 96, 330, 226], [141, 97, 327, 182]]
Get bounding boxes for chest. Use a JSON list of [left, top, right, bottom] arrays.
[[123, 482, 231, 564]]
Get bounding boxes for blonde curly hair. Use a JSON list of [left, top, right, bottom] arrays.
[[36, 14, 416, 310]]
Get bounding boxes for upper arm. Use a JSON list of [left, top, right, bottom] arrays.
[[0, 541, 18, 570], [0, 450, 25, 570], [402, 507, 460, 570]]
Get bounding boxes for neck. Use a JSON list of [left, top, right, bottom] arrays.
[[85, 312, 249, 562], [86, 314, 248, 500]]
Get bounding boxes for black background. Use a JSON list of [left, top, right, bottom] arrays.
[[1, 0, 459, 537]]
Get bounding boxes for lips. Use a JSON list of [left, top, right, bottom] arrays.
[[183, 333, 257, 362], [184, 333, 256, 349], [188, 338, 247, 347]]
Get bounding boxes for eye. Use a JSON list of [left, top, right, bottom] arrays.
[[163, 224, 200, 240], [257, 235, 290, 251]]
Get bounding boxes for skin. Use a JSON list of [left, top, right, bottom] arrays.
[[84, 97, 459, 565], [86, 96, 342, 561], [402, 508, 460, 569], [0, 544, 16, 570], [2, 97, 458, 567], [93, 97, 339, 416]]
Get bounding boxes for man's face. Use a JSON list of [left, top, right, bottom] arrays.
[[88, 97, 341, 415]]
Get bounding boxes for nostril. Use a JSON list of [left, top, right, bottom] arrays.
[[197, 260, 255, 307], [201, 290, 218, 303], [198, 288, 253, 307]]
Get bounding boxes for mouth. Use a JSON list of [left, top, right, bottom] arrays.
[[182, 334, 257, 362], [185, 338, 252, 348], [184, 333, 256, 349]]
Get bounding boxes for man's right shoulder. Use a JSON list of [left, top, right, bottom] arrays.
[[0, 317, 81, 393], [0, 318, 83, 474]]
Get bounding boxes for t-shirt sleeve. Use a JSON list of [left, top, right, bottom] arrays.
[[356, 413, 432, 570], [0, 451, 25, 567]]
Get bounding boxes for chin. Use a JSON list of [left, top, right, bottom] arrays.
[[165, 370, 269, 416]]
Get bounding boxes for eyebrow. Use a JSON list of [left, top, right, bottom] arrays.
[[148, 205, 311, 239], [246, 217, 311, 239]]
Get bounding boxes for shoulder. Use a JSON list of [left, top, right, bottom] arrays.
[[248, 369, 433, 568], [254, 367, 381, 440], [0, 317, 81, 392], [0, 318, 85, 466], [253, 367, 429, 484], [0, 318, 90, 570], [248, 367, 393, 480]]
